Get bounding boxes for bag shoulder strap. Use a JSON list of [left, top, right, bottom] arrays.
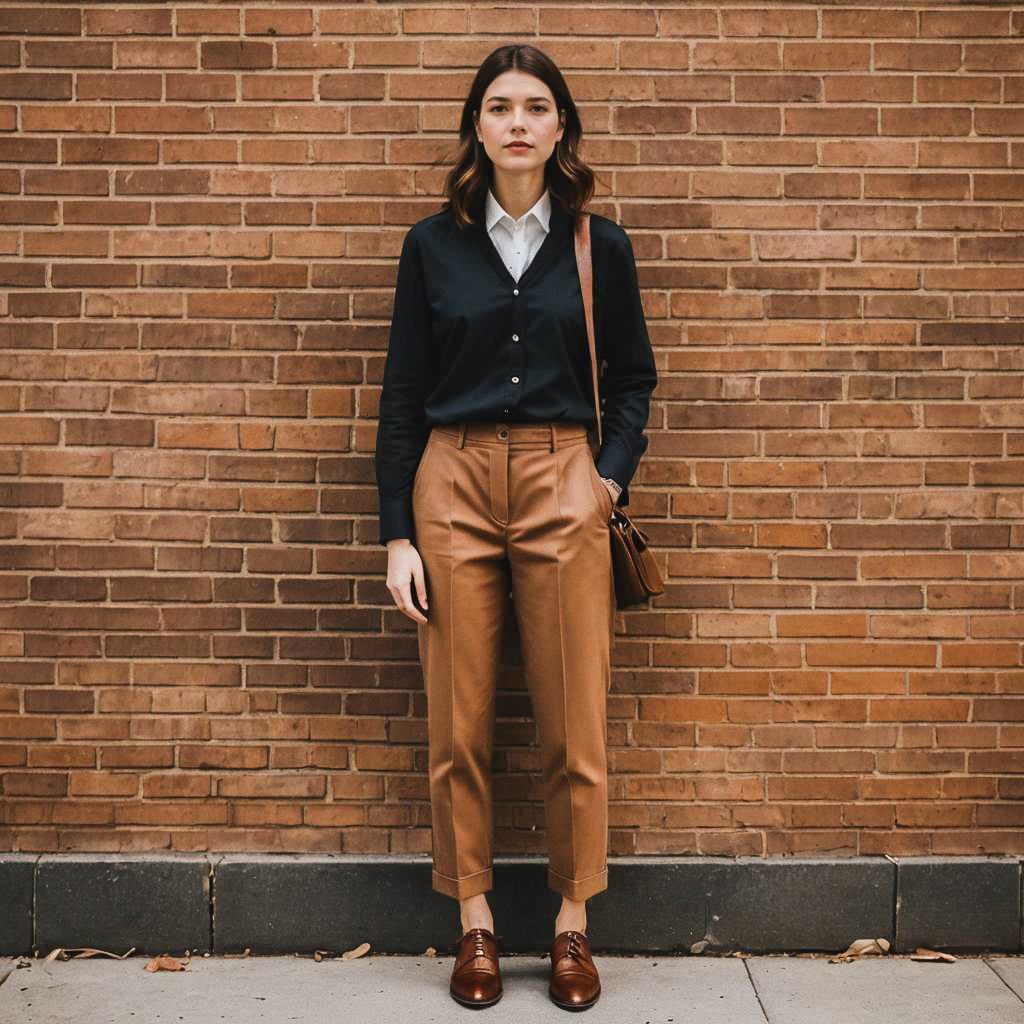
[[573, 212, 601, 450]]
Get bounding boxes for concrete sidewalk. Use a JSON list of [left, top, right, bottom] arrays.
[[3, 952, 1024, 1024]]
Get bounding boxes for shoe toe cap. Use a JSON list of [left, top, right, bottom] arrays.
[[452, 970, 501, 1002]]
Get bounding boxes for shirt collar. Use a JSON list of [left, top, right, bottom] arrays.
[[485, 185, 551, 234]]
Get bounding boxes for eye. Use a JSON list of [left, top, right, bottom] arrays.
[[487, 103, 549, 113]]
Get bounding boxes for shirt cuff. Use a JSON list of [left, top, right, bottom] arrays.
[[378, 498, 416, 546]]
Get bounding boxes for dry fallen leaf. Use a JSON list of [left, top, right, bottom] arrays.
[[45, 947, 136, 962], [424, 946, 438, 957], [830, 937, 891, 962], [910, 947, 957, 962], [342, 941, 370, 960], [145, 953, 189, 973]]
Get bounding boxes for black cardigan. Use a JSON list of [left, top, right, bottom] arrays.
[[374, 192, 658, 546]]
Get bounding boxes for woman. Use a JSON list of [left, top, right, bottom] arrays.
[[374, 43, 657, 1010]]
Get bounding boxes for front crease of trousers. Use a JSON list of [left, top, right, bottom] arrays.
[[411, 419, 616, 902]]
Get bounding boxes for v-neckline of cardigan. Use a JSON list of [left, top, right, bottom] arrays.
[[473, 195, 571, 291]]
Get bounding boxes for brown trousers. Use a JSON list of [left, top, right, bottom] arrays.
[[411, 420, 616, 901]]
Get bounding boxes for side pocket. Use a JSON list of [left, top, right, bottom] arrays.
[[412, 433, 433, 495]]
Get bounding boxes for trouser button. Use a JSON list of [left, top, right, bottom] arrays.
[[497, 428, 508, 439]]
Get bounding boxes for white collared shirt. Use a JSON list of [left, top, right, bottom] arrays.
[[485, 185, 551, 282]]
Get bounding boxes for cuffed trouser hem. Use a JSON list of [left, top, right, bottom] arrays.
[[548, 865, 608, 901], [432, 865, 493, 900]]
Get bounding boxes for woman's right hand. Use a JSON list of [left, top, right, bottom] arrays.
[[386, 538, 429, 623]]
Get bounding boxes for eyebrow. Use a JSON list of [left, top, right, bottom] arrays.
[[485, 96, 551, 103]]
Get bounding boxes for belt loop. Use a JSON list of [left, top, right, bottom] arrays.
[[549, 422, 556, 452], [456, 422, 467, 449]]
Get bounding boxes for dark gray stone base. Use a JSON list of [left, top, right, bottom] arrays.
[[1, 854, 1019, 956], [0, 854, 34, 957], [34, 854, 211, 957]]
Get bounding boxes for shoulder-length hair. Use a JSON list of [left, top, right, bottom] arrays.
[[440, 43, 597, 229]]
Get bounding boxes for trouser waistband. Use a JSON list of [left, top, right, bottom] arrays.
[[431, 420, 592, 451]]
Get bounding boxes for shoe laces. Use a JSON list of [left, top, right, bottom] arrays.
[[562, 929, 586, 962], [462, 926, 495, 959]]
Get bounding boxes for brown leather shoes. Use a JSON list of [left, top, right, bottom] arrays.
[[549, 929, 601, 1010], [449, 926, 503, 1008]]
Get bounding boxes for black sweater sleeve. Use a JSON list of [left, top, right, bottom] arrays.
[[593, 227, 658, 507], [373, 227, 432, 545]]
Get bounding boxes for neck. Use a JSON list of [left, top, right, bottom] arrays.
[[489, 170, 546, 221]]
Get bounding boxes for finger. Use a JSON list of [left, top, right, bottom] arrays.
[[413, 570, 428, 609], [397, 582, 427, 624]]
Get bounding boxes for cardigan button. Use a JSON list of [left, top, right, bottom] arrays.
[[513, 289, 519, 295], [512, 334, 518, 342], [510, 376, 519, 384]]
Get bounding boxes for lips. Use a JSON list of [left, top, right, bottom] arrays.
[[505, 142, 531, 149]]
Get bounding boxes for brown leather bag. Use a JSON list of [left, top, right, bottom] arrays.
[[573, 212, 664, 609]]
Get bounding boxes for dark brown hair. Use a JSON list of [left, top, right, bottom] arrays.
[[440, 43, 597, 229]]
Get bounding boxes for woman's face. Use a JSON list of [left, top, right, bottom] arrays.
[[474, 69, 564, 177]]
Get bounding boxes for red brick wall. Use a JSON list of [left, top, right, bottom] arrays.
[[2, 3, 1023, 858]]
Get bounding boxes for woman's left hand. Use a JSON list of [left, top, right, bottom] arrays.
[[600, 477, 621, 506]]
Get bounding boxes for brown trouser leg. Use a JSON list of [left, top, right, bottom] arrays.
[[411, 420, 615, 902]]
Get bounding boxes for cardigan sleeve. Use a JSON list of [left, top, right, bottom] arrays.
[[593, 227, 658, 507], [374, 226, 433, 545]]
